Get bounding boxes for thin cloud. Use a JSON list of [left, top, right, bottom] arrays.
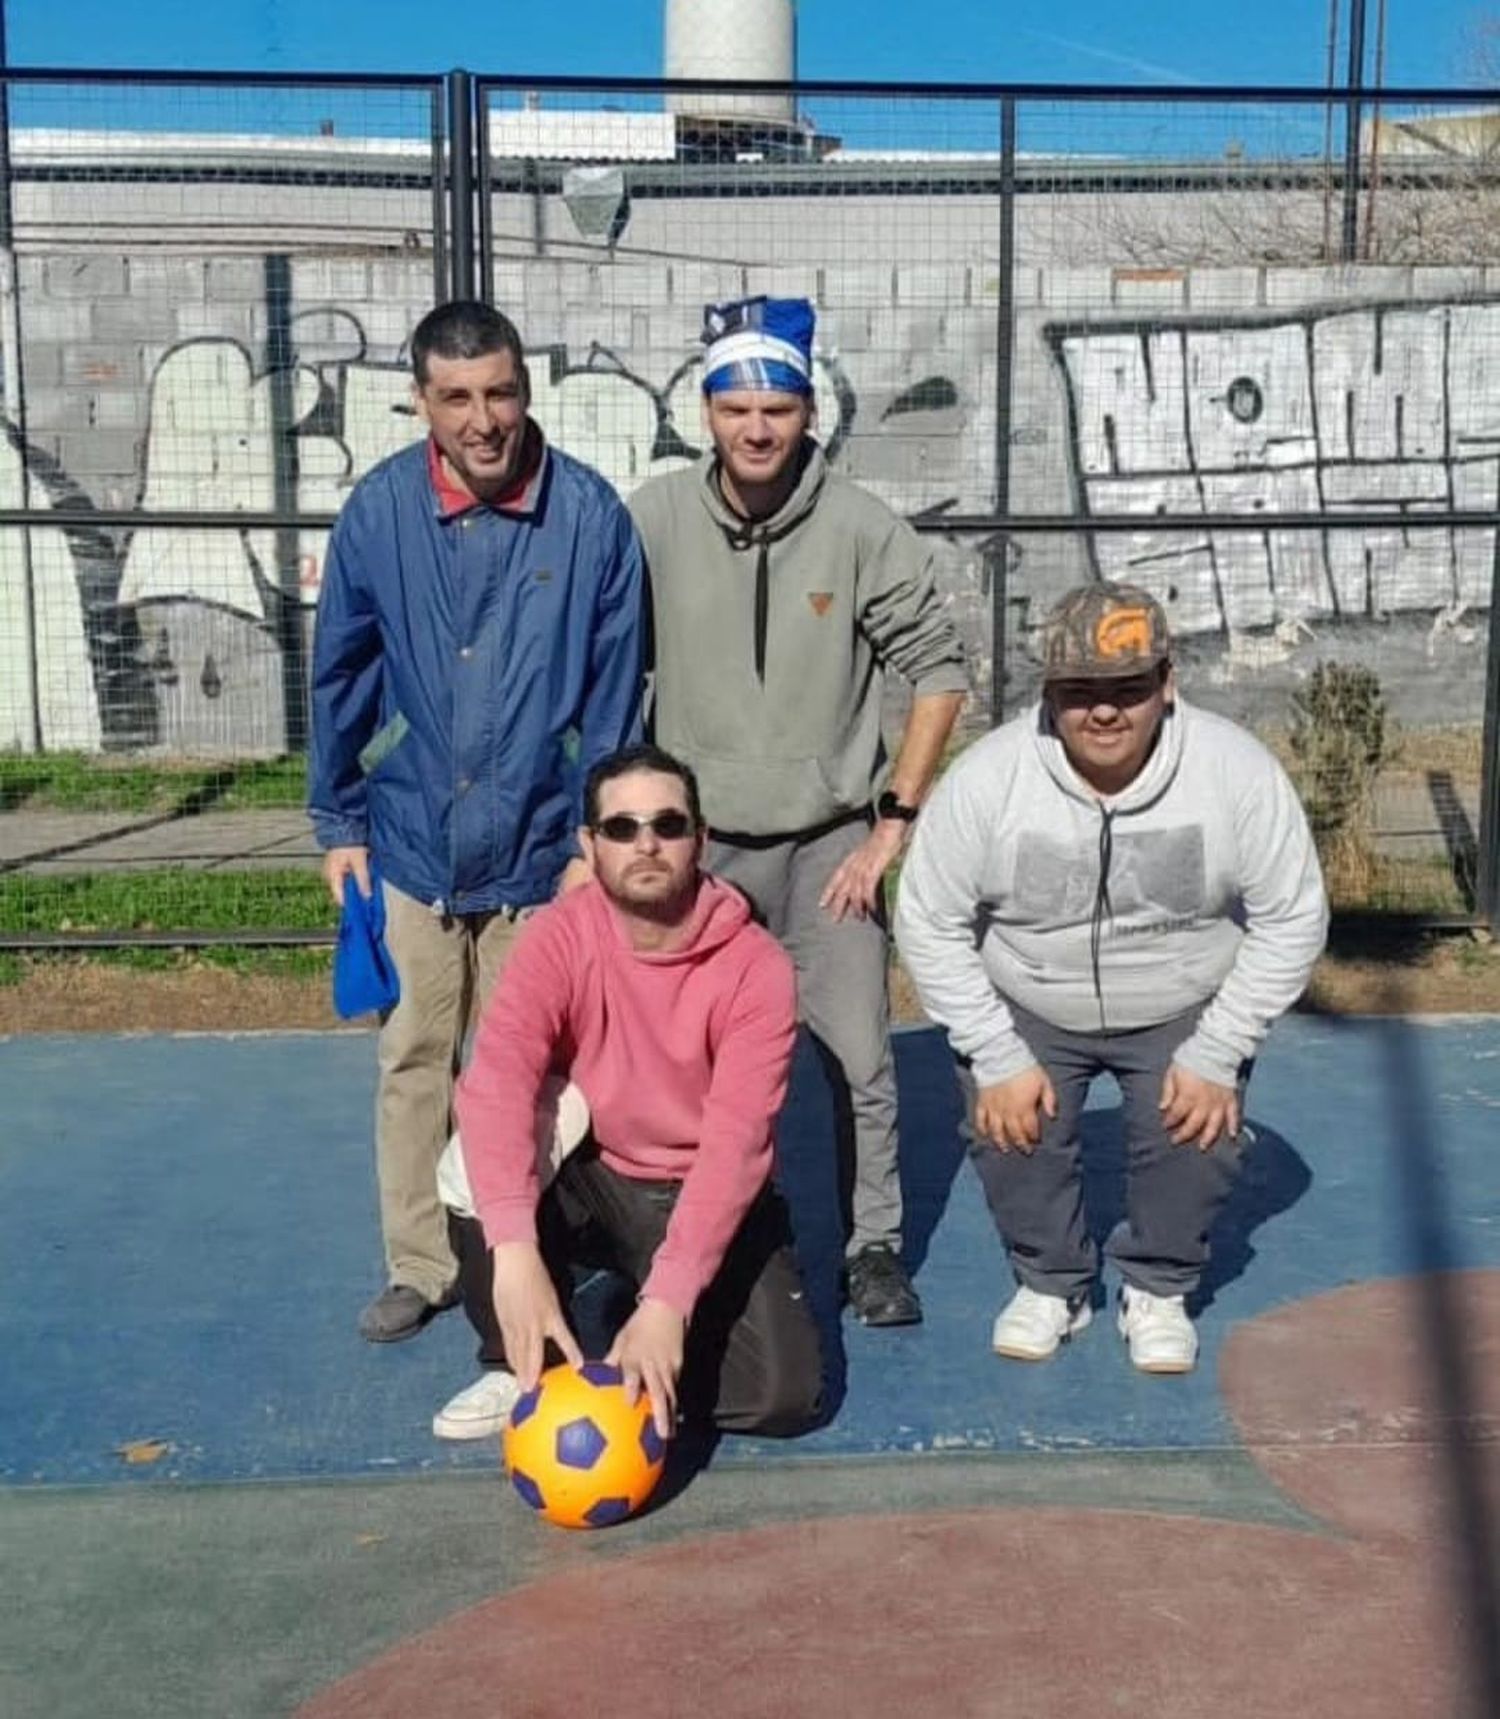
[[1017, 27, 1199, 85]]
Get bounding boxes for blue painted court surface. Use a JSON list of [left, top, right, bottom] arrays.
[[3, 1016, 1499, 1486]]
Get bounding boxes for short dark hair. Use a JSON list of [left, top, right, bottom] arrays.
[[584, 744, 703, 829], [411, 300, 525, 386]]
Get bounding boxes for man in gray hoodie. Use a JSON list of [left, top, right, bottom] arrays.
[[630, 296, 969, 1327], [894, 582, 1327, 1373]]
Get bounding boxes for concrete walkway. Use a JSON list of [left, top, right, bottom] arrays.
[[0, 778, 1480, 875], [0, 807, 318, 874]]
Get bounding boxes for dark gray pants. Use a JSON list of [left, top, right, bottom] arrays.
[[707, 817, 902, 1260], [960, 1003, 1246, 1300], [453, 1147, 823, 1437]]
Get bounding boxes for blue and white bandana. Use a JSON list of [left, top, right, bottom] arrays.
[[701, 295, 815, 396]]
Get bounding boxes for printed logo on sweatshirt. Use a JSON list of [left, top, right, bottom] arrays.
[[807, 592, 834, 617], [1012, 825, 1206, 923]]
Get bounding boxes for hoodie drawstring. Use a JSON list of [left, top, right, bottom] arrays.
[[1088, 805, 1115, 1032], [752, 533, 770, 684], [726, 520, 771, 685]]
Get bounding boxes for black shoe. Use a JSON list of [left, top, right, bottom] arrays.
[[358, 1283, 455, 1344], [845, 1245, 923, 1327]]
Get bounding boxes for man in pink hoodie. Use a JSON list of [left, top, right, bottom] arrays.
[[440, 744, 823, 1442]]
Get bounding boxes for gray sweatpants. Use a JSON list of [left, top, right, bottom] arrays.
[[959, 1002, 1246, 1300], [707, 818, 902, 1259]]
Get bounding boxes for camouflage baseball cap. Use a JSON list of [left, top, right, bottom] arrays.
[[1040, 581, 1172, 682]]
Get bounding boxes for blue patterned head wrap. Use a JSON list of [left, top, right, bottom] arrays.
[[701, 295, 815, 396]]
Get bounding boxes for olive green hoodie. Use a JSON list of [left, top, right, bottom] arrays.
[[629, 444, 968, 836]]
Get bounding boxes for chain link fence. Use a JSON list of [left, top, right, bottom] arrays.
[[1, 72, 1497, 945]]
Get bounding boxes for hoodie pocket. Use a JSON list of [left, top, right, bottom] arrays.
[[691, 750, 857, 833]]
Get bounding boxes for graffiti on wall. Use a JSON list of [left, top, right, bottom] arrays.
[[12, 281, 1498, 757], [1, 307, 973, 753], [1046, 296, 1500, 641]]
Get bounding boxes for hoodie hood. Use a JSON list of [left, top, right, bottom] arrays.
[[582, 871, 753, 966], [694, 440, 828, 546], [1032, 694, 1185, 815]]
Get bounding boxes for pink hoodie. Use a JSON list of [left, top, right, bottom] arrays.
[[455, 875, 797, 1317]]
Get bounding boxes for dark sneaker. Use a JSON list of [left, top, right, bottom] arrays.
[[358, 1283, 452, 1344], [846, 1245, 923, 1327]]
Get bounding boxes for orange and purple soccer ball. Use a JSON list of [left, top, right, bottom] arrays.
[[502, 1361, 667, 1529]]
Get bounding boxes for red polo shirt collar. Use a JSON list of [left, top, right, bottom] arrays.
[[426, 422, 546, 518]]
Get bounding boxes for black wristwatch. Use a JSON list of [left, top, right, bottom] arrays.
[[876, 789, 920, 823]]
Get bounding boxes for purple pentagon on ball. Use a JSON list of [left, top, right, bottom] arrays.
[[583, 1496, 633, 1528], [639, 1420, 666, 1466], [510, 1385, 542, 1429], [579, 1362, 624, 1388], [510, 1469, 546, 1512], [555, 1415, 608, 1470]]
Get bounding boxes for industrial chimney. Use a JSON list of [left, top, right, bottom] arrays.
[[663, 0, 818, 160]]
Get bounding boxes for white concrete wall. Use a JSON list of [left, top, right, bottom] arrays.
[[2, 234, 1495, 752]]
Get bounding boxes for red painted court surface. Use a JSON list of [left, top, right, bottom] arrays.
[[3, 1018, 1499, 1717]]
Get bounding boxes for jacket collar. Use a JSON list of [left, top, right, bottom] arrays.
[[426, 422, 548, 519]]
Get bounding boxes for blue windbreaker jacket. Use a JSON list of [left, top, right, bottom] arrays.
[[307, 436, 645, 913]]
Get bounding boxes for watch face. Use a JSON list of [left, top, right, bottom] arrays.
[[879, 791, 917, 822]]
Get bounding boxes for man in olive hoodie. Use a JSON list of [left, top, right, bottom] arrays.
[[629, 296, 969, 1329], [895, 583, 1327, 1375]]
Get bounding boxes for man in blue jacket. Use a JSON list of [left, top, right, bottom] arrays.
[[308, 299, 646, 1344]]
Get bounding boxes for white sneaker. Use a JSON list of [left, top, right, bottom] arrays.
[[432, 1370, 522, 1441], [991, 1285, 1092, 1361], [1117, 1286, 1198, 1374]]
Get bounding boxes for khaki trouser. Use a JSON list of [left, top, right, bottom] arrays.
[[374, 882, 526, 1303]]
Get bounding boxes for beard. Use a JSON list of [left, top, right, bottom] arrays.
[[605, 867, 698, 925]]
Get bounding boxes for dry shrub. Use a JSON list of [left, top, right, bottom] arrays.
[[1288, 663, 1390, 908]]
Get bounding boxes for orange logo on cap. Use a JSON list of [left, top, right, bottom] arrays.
[[1095, 607, 1154, 659]]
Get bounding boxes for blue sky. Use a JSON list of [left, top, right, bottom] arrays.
[[6, 1, 1496, 89]]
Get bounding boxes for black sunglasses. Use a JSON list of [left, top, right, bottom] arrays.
[[592, 810, 698, 843], [1049, 668, 1167, 708]]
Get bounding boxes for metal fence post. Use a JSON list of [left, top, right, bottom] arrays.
[[1340, 0, 1368, 261], [264, 255, 307, 755], [1478, 539, 1500, 934], [429, 82, 449, 307], [476, 82, 495, 303], [990, 94, 1018, 727], [0, 30, 41, 754], [447, 68, 476, 300]]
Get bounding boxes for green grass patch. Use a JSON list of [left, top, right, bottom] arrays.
[[0, 868, 333, 935], [0, 946, 334, 982], [80, 946, 334, 977], [0, 752, 307, 814]]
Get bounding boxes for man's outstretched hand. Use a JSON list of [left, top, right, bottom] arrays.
[[1159, 1065, 1240, 1149], [972, 1065, 1057, 1153], [491, 1241, 584, 1390], [818, 820, 906, 922], [605, 1297, 685, 1440]]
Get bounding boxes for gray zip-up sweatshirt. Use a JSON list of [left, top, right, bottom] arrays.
[[894, 696, 1328, 1089], [629, 444, 968, 836]]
